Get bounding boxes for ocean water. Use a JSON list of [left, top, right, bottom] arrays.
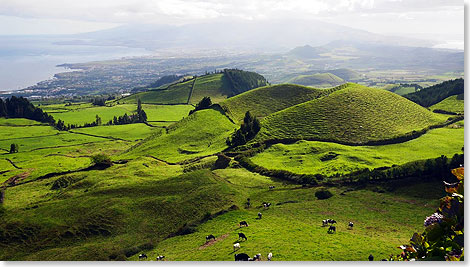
[[0, 36, 149, 92]]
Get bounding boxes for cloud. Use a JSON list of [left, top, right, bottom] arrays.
[[0, 0, 462, 24]]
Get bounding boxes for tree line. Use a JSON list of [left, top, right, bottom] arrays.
[[403, 78, 464, 107], [222, 69, 268, 96], [0, 96, 55, 124]]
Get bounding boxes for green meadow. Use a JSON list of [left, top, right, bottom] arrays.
[[250, 126, 464, 176]]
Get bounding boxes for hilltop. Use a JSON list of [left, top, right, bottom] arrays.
[[287, 73, 344, 88], [255, 83, 449, 144], [119, 69, 267, 105], [430, 94, 464, 115], [220, 84, 345, 122]]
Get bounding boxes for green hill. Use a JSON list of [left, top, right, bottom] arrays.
[[125, 108, 236, 163], [430, 94, 464, 114], [403, 78, 464, 107], [325, 68, 362, 81], [255, 83, 449, 144], [120, 70, 267, 105], [220, 84, 344, 122], [287, 73, 344, 88]]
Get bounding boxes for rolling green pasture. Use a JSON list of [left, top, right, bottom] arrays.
[[142, 104, 193, 122], [430, 94, 464, 114], [125, 109, 236, 163], [50, 105, 135, 125], [0, 125, 58, 140], [135, 174, 441, 261], [287, 73, 344, 88], [71, 124, 159, 141], [120, 80, 193, 104], [256, 84, 449, 144], [190, 74, 229, 104], [251, 126, 464, 176]]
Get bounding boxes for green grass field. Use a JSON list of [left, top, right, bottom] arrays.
[[250, 126, 464, 176], [50, 105, 136, 125], [0, 118, 43, 126], [220, 84, 331, 122], [125, 108, 237, 163], [120, 80, 194, 104], [256, 83, 449, 144], [430, 94, 464, 114], [71, 124, 159, 141], [189, 74, 231, 104]]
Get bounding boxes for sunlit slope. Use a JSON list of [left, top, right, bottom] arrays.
[[220, 84, 343, 122], [287, 73, 344, 88], [256, 83, 449, 144], [126, 108, 236, 163]]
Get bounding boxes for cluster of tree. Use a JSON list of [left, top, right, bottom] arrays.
[[0, 96, 55, 124], [189, 96, 212, 115], [222, 69, 268, 96], [92, 98, 106, 106], [403, 78, 464, 107], [226, 111, 261, 147], [105, 100, 147, 126]]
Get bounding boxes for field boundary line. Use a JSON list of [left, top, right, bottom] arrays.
[[5, 158, 21, 169], [68, 130, 129, 141]]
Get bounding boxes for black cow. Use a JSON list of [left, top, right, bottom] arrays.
[[269, 186, 275, 190], [348, 222, 354, 229], [328, 225, 336, 234], [258, 212, 262, 219], [239, 221, 249, 227], [138, 253, 147, 260], [238, 232, 247, 241], [328, 219, 337, 224], [368, 254, 374, 261], [235, 253, 250, 261], [206, 234, 216, 242], [156, 255, 165, 261]]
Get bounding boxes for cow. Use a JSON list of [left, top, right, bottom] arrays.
[[368, 254, 374, 261], [206, 234, 216, 242], [235, 253, 250, 261], [238, 232, 247, 241], [267, 252, 273, 261], [233, 243, 240, 251], [269, 186, 275, 190], [328, 219, 337, 224], [328, 225, 336, 234], [348, 222, 354, 229], [138, 253, 147, 260], [253, 254, 261, 261], [258, 212, 262, 219], [322, 219, 328, 227], [156, 255, 165, 261], [263, 202, 272, 208], [239, 220, 249, 227]]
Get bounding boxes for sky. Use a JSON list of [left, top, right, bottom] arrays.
[[0, 0, 464, 47]]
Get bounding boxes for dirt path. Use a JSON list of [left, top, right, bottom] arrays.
[[198, 233, 230, 250], [187, 77, 197, 104]]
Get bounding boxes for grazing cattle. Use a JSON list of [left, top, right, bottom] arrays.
[[328, 225, 336, 234], [348, 222, 354, 229], [235, 253, 250, 261], [138, 253, 147, 260], [328, 219, 337, 224], [156, 255, 165, 261], [206, 234, 216, 242], [267, 252, 273, 261], [233, 243, 240, 251], [239, 220, 249, 227], [258, 212, 262, 219], [238, 233, 247, 241], [368, 254, 374, 261], [269, 186, 275, 190], [253, 254, 261, 261], [322, 219, 328, 227], [263, 202, 272, 208]]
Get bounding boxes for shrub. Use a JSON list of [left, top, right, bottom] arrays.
[[315, 188, 333, 200], [91, 154, 113, 169], [214, 154, 231, 169]]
